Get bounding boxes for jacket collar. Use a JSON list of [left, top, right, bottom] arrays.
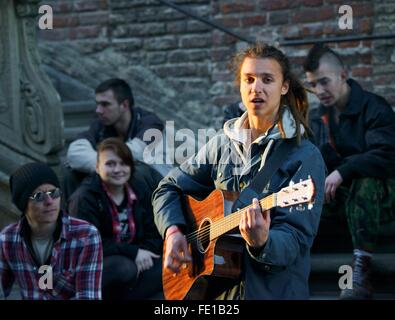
[[223, 106, 304, 145], [19, 210, 65, 242], [342, 79, 367, 115]]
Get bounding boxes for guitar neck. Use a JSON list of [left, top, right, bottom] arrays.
[[210, 194, 276, 240]]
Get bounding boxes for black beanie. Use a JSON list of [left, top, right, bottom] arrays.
[[9, 162, 61, 213]]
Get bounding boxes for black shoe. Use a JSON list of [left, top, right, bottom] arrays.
[[339, 254, 373, 300]]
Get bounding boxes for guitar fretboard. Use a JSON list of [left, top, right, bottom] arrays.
[[209, 194, 276, 240]]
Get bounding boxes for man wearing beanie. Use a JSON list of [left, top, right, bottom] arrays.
[[0, 162, 103, 300]]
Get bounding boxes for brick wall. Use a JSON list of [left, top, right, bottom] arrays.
[[38, 0, 395, 128]]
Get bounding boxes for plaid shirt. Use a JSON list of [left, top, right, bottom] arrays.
[[0, 212, 103, 300]]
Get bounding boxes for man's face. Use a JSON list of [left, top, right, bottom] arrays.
[[305, 61, 346, 107], [25, 183, 61, 226], [95, 89, 125, 126], [240, 57, 289, 119]]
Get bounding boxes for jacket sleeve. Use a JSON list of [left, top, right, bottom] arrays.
[[66, 139, 97, 174], [246, 142, 326, 269], [70, 190, 140, 261], [73, 226, 103, 300], [153, 138, 218, 238], [0, 233, 14, 299], [337, 98, 395, 181]]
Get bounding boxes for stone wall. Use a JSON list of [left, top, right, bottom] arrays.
[[37, 0, 395, 130]]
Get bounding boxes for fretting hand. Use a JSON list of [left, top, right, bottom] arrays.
[[240, 198, 270, 249]]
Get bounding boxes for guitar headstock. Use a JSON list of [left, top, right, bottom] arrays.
[[277, 177, 315, 208]]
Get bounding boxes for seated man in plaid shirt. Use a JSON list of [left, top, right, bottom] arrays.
[[0, 162, 103, 299]]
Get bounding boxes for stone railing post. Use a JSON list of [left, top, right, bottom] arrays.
[[0, 0, 64, 227]]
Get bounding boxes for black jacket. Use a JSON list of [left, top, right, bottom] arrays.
[[79, 107, 164, 148], [68, 161, 163, 260], [309, 79, 395, 181]]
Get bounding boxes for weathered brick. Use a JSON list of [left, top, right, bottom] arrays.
[[260, 0, 301, 10], [352, 66, 372, 77], [146, 52, 168, 65], [220, 2, 256, 14], [110, 0, 157, 9], [73, 0, 107, 12], [45, 1, 73, 13], [270, 12, 289, 25], [374, 74, 395, 86], [166, 21, 187, 34], [78, 12, 109, 26], [136, 7, 185, 22], [168, 50, 209, 63], [153, 63, 208, 77], [212, 71, 233, 82], [39, 29, 68, 41], [302, 0, 323, 7], [301, 23, 325, 37], [53, 15, 79, 28], [113, 23, 166, 38], [144, 36, 178, 51], [109, 13, 136, 25], [338, 41, 361, 48], [353, 3, 374, 17], [292, 7, 334, 23], [112, 38, 143, 51], [212, 31, 238, 46], [214, 17, 241, 28], [241, 15, 266, 27], [358, 19, 373, 33], [210, 48, 234, 62], [69, 25, 102, 39], [187, 20, 212, 33], [180, 35, 211, 49]]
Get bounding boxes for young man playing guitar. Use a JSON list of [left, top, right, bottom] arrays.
[[153, 44, 326, 300]]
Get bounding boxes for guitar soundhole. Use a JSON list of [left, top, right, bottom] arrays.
[[197, 219, 211, 253]]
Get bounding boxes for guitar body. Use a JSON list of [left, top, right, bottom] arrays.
[[163, 189, 244, 300], [162, 178, 316, 300]]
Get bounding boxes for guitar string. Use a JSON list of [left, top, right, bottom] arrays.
[[184, 186, 311, 244], [185, 197, 273, 243], [185, 197, 274, 242]]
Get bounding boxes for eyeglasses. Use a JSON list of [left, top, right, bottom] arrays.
[[29, 188, 62, 202]]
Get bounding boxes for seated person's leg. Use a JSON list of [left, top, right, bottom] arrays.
[[102, 255, 138, 300], [127, 257, 163, 299], [345, 178, 389, 252]]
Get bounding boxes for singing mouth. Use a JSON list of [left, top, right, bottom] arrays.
[[250, 98, 265, 103]]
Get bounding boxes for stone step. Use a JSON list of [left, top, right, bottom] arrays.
[[309, 253, 395, 299], [310, 253, 395, 274], [62, 100, 95, 143]]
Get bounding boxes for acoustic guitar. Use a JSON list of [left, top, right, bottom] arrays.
[[163, 178, 315, 300]]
